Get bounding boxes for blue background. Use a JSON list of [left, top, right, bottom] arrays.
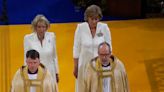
[[0, 0, 131, 25]]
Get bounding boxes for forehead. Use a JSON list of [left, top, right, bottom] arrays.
[[99, 48, 110, 54], [27, 58, 39, 62], [99, 45, 110, 53], [89, 15, 99, 19], [37, 21, 46, 26]]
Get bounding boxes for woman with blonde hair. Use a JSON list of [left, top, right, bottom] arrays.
[[24, 14, 59, 91]]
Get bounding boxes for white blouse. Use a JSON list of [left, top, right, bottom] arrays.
[[73, 22, 112, 67], [24, 32, 59, 82]]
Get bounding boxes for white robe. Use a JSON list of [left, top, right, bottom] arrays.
[[28, 74, 37, 92], [102, 66, 112, 92], [24, 32, 59, 83], [73, 22, 112, 92]]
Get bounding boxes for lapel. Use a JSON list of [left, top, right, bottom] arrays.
[[85, 22, 101, 39]]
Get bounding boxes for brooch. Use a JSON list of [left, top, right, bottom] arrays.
[[97, 31, 103, 37]]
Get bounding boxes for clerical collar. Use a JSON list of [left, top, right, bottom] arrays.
[[102, 63, 110, 67], [28, 69, 38, 74]]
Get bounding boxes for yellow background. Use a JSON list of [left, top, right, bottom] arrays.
[[0, 18, 164, 92]]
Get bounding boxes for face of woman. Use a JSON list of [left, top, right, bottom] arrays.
[[88, 16, 99, 29], [35, 21, 47, 39]]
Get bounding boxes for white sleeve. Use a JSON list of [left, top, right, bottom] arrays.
[[24, 35, 30, 65], [103, 24, 112, 51], [52, 33, 59, 74], [73, 24, 81, 58]]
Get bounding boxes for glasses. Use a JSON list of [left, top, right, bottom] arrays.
[[99, 53, 110, 57]]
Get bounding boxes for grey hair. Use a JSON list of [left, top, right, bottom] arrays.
[[84, 5, 103, 21], [31, 14, 50, 32]]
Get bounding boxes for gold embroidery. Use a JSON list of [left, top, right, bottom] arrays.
[[90, 57, 116, 92], [20, 65, 46, 92]]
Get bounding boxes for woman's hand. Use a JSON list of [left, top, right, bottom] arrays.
[[73, 58, 79, 78], [73, 67, 78, 78], [56, 74, 59, 83]]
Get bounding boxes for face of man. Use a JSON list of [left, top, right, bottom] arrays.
[[26, 57, 40, 73], [98, 44, 111, 65]]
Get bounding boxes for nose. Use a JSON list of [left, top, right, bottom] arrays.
[[93, 19, 97, 23], [40, 27, 45, 32], [30, 62, 35, 66], [102, 55, 107, 59]]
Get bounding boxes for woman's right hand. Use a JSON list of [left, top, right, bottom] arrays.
[[73, 58, 79, 78], [73, 66, 78, 78]]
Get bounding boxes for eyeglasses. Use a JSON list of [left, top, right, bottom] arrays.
[[99, 53, 110, 57]]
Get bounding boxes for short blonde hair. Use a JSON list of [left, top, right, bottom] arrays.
[[31, 14, 50, 31], [84, 5, 103, 21]]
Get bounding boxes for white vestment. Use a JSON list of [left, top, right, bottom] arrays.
[[102, 66, 112, 92], [28, 74, 37, 92]]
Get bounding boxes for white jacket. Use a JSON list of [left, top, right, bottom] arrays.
[[24, 32, 59, 82]]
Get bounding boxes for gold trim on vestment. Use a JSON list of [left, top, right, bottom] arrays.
[[90, 56, 116, 92], [20, 65, 46, 92]]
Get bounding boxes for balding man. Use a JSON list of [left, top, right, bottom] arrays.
[[84, 42, 130, 92]]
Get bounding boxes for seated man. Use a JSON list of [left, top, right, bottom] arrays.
[[11, 49, 58, 92], [85, 42, 130, 92]]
